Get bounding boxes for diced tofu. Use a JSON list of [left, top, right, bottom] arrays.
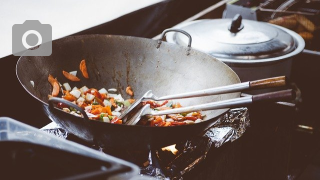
[[70, 89, 81, 98], [80, 86, 89, 93], [98, 88, 108, 94], [86, 93, 95, 101], [69, 71, 77, 76], [63, 83, 71, 91]]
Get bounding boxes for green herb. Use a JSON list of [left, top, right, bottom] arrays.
[[69, 107, 77, 112], [100, 113, 105, 120], [108, 115, 113, 120], [180, 112, 188, 117], [92, 99, 99, 105]]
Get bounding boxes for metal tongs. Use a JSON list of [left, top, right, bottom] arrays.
[[120, 76, 288, 125], [126, 89, 295, 125]]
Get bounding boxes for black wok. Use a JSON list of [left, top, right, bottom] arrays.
[[16, 33, 240, 150]]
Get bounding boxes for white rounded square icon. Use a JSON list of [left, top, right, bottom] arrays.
[[12, 20, 52, 56]]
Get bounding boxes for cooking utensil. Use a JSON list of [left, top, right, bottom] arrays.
[[16, 30, 259, 150], [165, 15, 305, 82], [120, 76, 287, 123], [125, 89, 295, 125]]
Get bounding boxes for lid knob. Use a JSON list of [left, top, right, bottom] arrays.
[[229, 14, 244, 33]]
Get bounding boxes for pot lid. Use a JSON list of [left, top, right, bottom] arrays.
[[169, 15, 297, 60]]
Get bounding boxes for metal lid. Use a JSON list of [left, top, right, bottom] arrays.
[[169, 16, 296, 60]]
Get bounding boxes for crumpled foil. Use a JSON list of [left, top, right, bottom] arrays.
[[41, 108, 249, 179], [141, 108, 250, 179], [41, 122, 69, 139]]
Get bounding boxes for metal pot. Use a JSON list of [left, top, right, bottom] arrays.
[[166, 15, 305, 82]]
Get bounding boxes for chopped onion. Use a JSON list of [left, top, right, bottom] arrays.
[[70, 89, 81, 98], [85, 105, 92, 111], [112, 111, 121, 117], [103, 99, 111, 107], [69, 71, 77, 76], [165, 118, 174, 122], [72, 86, 78, 91], [70, 111, 81, 117], [98, 88, 108, 94], [183, 120, 194, 124], [63, 83, 71, 91], [123, 100, 131, 107], [62, 108, 70, 113], [80, 86, 89, 93], [77, 97, 85, 103], [108, 94, 124, 102], [108, 88, 117, 92], [195, 119, 202, 123], [103, 117, 110, 123], [114, 106, 122, 112], [86, 93, 95, 101], [30, 80, 34, 87]]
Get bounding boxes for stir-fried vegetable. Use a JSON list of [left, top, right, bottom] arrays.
[[62, 70, 80, 81], [48, 59, 205, 126]]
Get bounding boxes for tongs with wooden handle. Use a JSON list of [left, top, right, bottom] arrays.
[[125, 89, 295, 125], [120, 76, 287, 122]]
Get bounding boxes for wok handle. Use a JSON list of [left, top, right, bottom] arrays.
[[252, 89, 295, 103], [156, 76, 287, 101], [48, 97, 90, 121], [249, 76, 287, 90], [157, 29, 192, 55]]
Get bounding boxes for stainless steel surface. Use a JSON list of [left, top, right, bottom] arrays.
[[16, 34, 241, 149], [166, 20, 305, 64], [168, 19, 296, 60], [157, 82, 249, 100], [157, 29, 192, 55], [126, 96, 253, 125]]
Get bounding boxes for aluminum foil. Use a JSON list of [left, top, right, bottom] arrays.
[[41, 108, 249, 179], [140, 108, 250, 179]]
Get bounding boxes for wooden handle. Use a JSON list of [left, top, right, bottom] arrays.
[[252, 89, 295, 103], [249, 76, 287, 89]]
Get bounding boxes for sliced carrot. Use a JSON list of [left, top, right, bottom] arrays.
[[173, 102, 182, 108], [102, 106, 112, 115], [63, 91, 76, 101], [48, 74, 57, 86], [62, 70, 80, 81], [48, 74, 60, 97], [110, 98, 117, 107], [126, 86, 134, 96], [52, 82, 60, 97], [80, 59, 89, 78], [128, 99, 135, 104]]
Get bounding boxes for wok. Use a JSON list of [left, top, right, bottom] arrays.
[[16, 31, 241, 150]]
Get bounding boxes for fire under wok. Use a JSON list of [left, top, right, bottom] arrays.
[[16, 32, 242, 150]]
